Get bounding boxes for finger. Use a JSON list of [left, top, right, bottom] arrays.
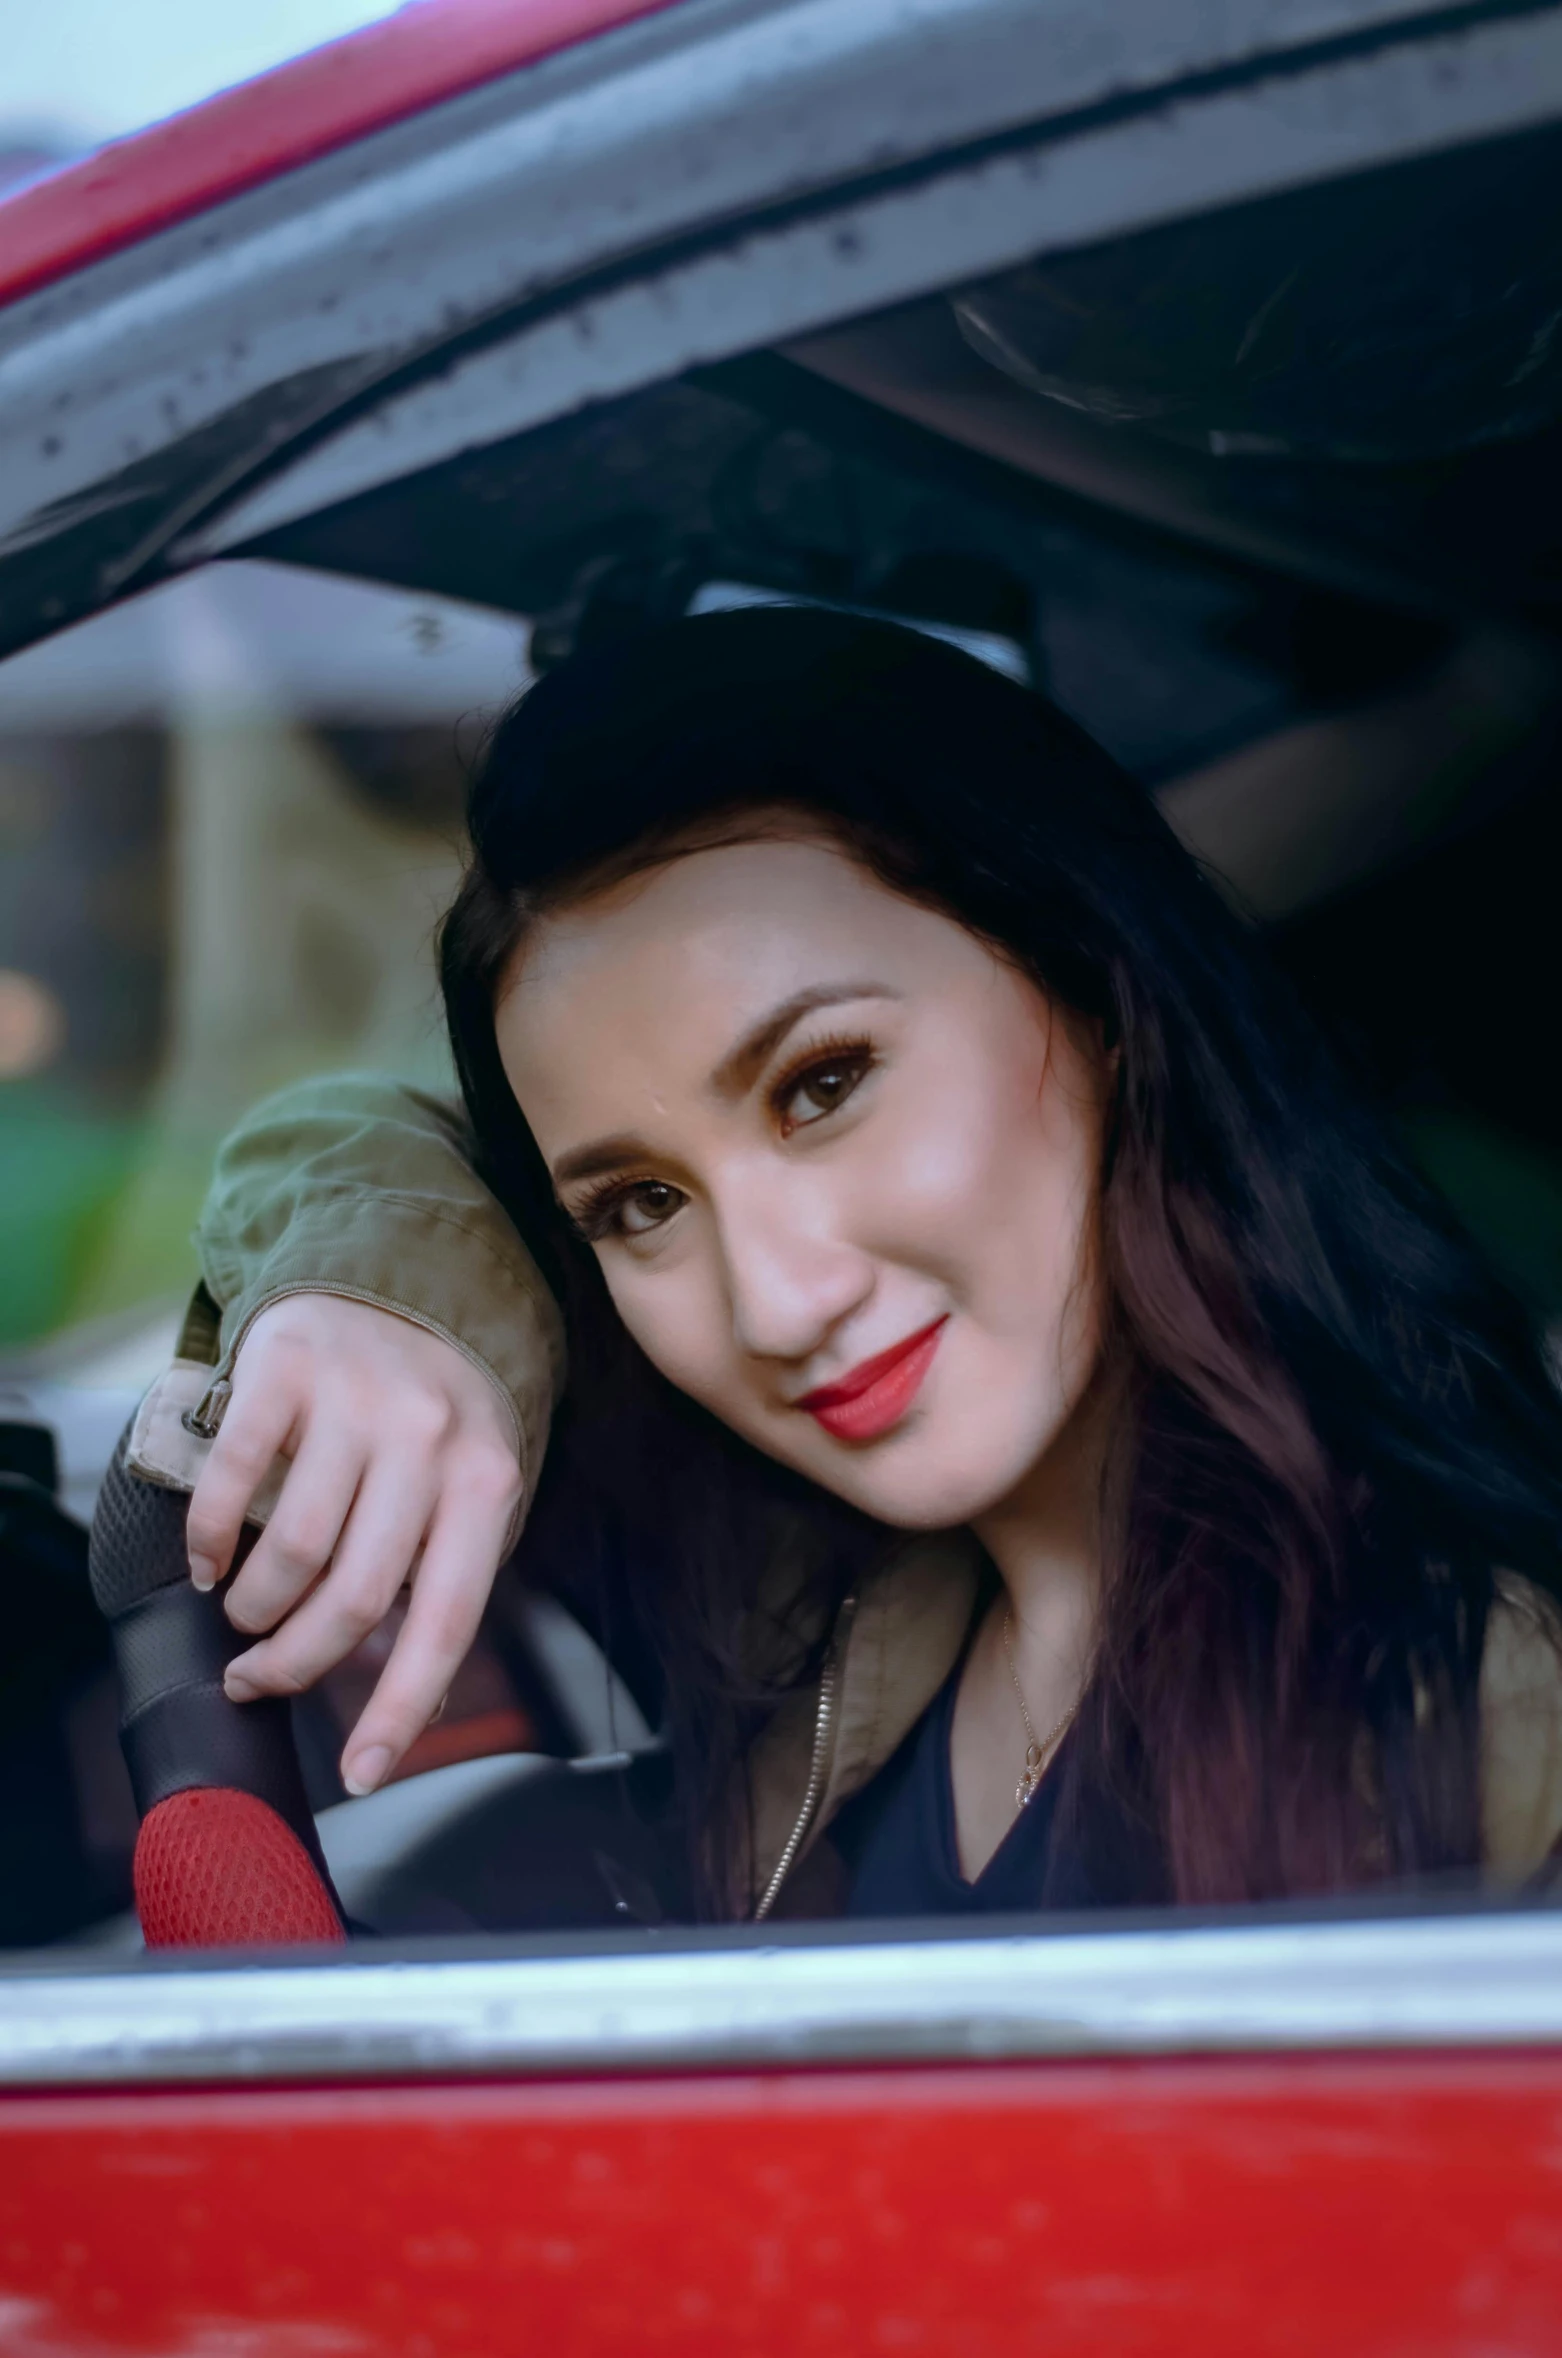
[[222, 1427, 369, 1636], [339, 1454, 519, 1794], [186, 1381, 301, 1591], [223, 1454, 440, 1705]]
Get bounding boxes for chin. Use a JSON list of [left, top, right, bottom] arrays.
[[814, 1441, 1034, 1533]]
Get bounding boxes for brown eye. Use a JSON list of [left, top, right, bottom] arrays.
[[616, 1180, 684, 1236], [780, 1049, 873, 1132], [571, 1177, 687, 1244]]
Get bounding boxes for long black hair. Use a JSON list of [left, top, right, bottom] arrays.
[[440, 606, 1562, 1912]]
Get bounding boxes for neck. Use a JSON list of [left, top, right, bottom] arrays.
[[970, 1366, 1115, 1685]]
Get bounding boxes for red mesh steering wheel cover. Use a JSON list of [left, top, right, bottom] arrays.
[[135, 1787, 345, 1948]]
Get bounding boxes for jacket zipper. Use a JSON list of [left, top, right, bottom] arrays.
[[181, 1280, 527, 1470], [753, 1592, 857, 1922]]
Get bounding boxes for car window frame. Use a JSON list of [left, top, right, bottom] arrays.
[[4, 1899, 1562, 2089]]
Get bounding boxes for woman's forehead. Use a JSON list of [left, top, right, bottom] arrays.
[[506, 836, 960, 1014], [494, 836, 988, 1113]]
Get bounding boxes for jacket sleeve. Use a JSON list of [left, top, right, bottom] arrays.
[[192, 1072, 565, 1489]]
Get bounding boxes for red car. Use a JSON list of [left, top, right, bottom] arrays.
[[3, 1, 1562, 2348]]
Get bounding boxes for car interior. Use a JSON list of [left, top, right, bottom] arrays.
[[3, 121, 1560, 1953]]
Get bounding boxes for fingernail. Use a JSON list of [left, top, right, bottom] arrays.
[[224, 1670, 259, 1702], [344, 1746, 392, 1797], [190, 1555, 217, 1592]]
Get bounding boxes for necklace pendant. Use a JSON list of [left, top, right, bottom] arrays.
[[1002, 1606, 1078, 1817]]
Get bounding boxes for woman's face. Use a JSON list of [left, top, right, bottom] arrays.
[[496, 831, 1110, 1530]]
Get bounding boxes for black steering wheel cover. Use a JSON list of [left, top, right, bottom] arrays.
[[90, 1425, 341, 1898]]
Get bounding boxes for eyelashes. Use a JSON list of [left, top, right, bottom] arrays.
[[768, 1031, 878, 1133], [563, 1031, 880, 1244], [566, 1172, 676, 1245]]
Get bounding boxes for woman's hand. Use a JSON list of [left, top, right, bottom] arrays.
[[185, 1294, 523, 1795]]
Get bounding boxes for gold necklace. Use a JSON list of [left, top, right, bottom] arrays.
[[1001, 1607, 1079, 1810]]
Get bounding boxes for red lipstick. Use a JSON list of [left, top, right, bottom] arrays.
[[796, 1317, 947, 1444]]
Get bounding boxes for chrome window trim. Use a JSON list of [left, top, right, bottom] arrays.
[[3, 1909, 1560, 2088], [1, 0, 1550, 647], [190, 4, 1562, 564]]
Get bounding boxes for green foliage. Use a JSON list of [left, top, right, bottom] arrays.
[[0, 1085, 143, 1346]]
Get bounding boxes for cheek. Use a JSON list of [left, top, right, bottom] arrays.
[[859, 1025, 1096, 1292], [984, 1078, 1103, 1374], [597, 1258, 740, 1418]]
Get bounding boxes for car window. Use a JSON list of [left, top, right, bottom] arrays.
[[3, 72, 1561, 1981], [6, 369, 1562, 1961]]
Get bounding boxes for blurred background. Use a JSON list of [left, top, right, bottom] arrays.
[[0, 564, 529, 1458], [3, 2, 399, 188]]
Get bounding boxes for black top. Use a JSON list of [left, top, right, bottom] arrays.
[[831, 1634, 1164, 1919]]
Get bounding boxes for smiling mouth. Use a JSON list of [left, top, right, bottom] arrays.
[[795, 1317, 948, 1444]]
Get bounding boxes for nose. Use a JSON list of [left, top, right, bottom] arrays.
[[714, 1169, 873, 1369]]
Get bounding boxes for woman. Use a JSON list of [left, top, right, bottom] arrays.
[[175, 608, 1562, 1920]]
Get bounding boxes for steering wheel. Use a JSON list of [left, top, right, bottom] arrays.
[[89, 1431, 687, 1947], [89, 1431, 347, 1944]]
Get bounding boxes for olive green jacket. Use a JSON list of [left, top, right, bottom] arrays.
[[133, 1072, 1562, 1912]]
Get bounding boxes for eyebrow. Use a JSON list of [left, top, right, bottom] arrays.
[[551, 1135, 654, 1195], [708, 981, 900, 1099], [549, 981, 899, 1193]]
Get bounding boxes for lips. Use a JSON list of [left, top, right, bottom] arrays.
[[796, 1316, 948, 1444]]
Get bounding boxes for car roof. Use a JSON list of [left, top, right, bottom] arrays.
[[2, 0, 1558, 675], [0, 0, 680, 312]]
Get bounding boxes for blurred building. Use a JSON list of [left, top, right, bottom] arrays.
[[0, 560, 530, 1393]]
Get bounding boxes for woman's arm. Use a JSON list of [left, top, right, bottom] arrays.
[[181, 1073, 564, 1793], [194, 1072, 563, 1428]]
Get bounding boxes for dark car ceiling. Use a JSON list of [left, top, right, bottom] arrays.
[[792, 134, 1562, 632], [952, 120, 1562, 468], [249, 356, 1453, 788], [794, 293, 1562, 628]]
